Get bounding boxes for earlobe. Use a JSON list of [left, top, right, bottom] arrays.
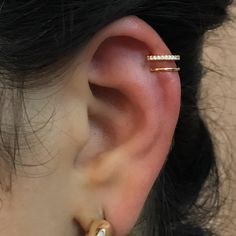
[[73, 16, 181, 236]]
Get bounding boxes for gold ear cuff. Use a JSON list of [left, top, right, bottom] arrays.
[[147, 54, 181, 72], [85, 219, 113, 236]]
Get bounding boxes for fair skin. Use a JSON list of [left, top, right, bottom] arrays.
[[0, 16, 181, 236]]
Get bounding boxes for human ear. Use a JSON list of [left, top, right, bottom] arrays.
[[73, 16, 181, 236]]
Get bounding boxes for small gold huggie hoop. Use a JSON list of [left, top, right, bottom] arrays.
[[85, 219, 113, 236]]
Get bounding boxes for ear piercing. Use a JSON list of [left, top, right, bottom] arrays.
[[85, 219, 113, 236], [147, 54, 181, 72]]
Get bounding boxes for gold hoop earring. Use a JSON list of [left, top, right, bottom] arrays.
[[85, 219, 113, 236]]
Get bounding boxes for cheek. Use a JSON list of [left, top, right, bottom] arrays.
[[18, 82, 90, 171], [0, 89, 90, 236], [0, 164, 79, 236]]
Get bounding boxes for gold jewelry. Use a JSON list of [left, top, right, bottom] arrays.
[[150, 67, 180, 72], [147, 55, 180, 61], [146, 54, 181, 72], [85, 219, 113, 236]]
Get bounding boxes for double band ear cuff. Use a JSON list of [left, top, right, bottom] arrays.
[[85, 219, 113, 236], [147, 54, 181, 72]]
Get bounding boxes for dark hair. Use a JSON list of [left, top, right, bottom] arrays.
[[0, 0, 233, 235]]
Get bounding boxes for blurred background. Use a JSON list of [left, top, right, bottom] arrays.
[[200, 2, 236, 234]]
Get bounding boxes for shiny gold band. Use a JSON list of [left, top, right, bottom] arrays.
[[150, 67, 180, 72]]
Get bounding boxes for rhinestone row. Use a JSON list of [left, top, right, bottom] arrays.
[[147, 55, 180, 61]]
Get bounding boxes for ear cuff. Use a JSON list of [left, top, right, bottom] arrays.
[[85, 219, 113, 236], [147, 54, 181, 72]]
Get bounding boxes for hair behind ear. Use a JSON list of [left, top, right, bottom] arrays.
[[0, 0, 233, 235]]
